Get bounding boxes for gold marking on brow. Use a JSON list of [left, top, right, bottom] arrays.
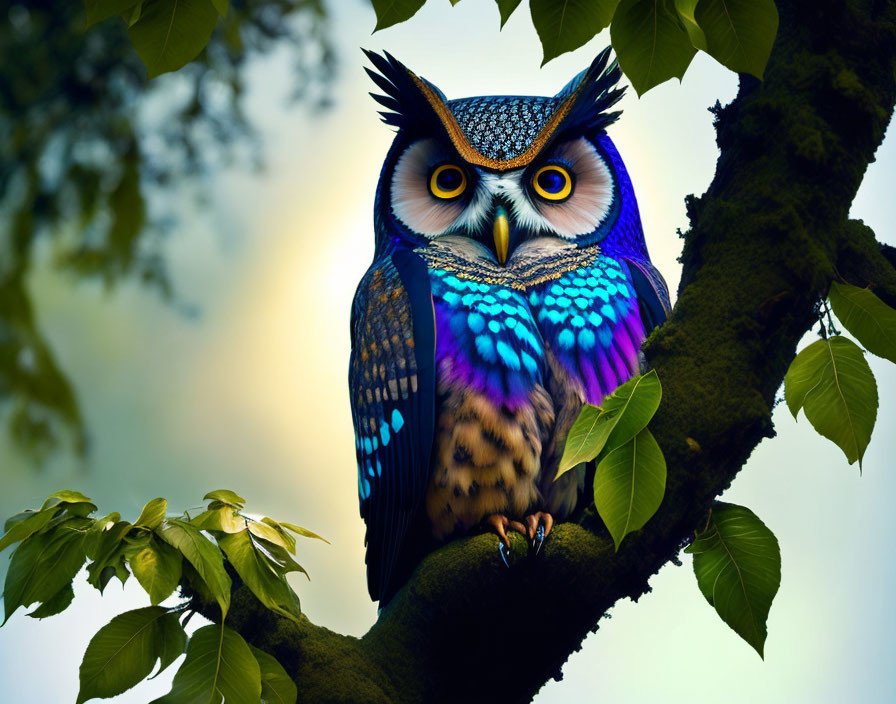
[[410, 72, 589, 171]]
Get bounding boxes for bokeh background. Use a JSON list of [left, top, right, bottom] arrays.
[[1, 2, 895, 702]]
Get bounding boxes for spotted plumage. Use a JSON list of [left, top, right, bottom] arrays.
[[350, 49, 670, 603]]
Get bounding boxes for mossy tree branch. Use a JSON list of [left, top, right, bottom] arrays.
[[192, 1, 896, 701]]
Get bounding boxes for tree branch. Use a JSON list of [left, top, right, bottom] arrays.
[[194, 1, 896, 701]]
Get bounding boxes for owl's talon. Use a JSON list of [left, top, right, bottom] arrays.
[[524, 512, 554, 555], [532, 524, 546, 556], [498, 541, 511, 567], [485, 514, 526, 566]]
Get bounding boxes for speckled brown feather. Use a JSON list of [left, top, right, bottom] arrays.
[[426, 358, 555, 539]]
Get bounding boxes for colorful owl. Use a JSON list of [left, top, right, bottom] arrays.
[[350, 49, 670, 604]]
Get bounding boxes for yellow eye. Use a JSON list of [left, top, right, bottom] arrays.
[[429, 164, 467, 199], [532, 164, 573, 201]]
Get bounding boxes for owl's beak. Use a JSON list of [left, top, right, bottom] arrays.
[[493, 206, 510, 266]]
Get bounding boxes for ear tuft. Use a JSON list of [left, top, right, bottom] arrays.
[[554, 47, 626, 134], [362, 49, 448, 133]]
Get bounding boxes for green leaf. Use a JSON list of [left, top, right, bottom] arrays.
[[27, 583, 75, 619], [247, 520, 294, 552], [672, 0, 707, 50], [156, 519, 231, 617], [128, 0, 220, 78], [211, 0, 228, 15], [84, 513, 122, 559], [601, 369, 663, 451], [558, 404, 605, 475], [85, 521, 134, 592], [77, 606, 182, 704], [150, 624, 261, 704], [255, 537, 309, 581], [685, 502, 781, 657], [277, 521, 330, 545], [63, 501, 101, 517], [531, 0, 621, 65], [217, 530, 302, 622], [154, 611, 188, 677], [252, 647, 297, 704], [203, 489, 246, 509], [0, 506, 63, 553], [259, 519, 296, 553], [181, 560, 218, 607], [136, 498, 168, 530], [3, 518, 89, 623], [371, 0, 426, 31], [84, 0, 141, 26], [494, 0, 522, 28], [694, 0, 778, 78], [784, 335, 878, 468], [124, 2, 144, 26], [126, 535, 183, 604], [41, 490, 97, 513], [4, 511, 35, 533], [44, 490, 94, 505], [829, 281, 896, 364], [558, 370, 662, 475], [593, 427, 666, 549], [611, 0, 697, 95], [191, 505, 245, 533]]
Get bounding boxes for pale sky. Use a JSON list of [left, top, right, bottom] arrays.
[[1, 2, 894, 702]]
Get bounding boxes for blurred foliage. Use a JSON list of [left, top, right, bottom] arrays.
[[0, 0, 335, 463]]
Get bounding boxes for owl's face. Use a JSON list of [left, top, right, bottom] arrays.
[[367, 49, 633, 264]]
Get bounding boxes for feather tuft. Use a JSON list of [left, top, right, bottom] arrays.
[[362, 49, 447, 135], [554, 47, 626, 136]]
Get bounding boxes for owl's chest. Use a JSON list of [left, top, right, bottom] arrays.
[[427, 267, 545, 406], [426, 252, 645, 404], [526, 257, 646, 402]]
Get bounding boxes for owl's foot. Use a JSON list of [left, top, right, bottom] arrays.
[[524, 512, 554, 556], [485, 514, 526, 567]]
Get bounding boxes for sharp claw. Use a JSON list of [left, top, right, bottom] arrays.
[[524, 512, 553, 556], [532, 524, 545, 556], [498, 540, 511, 567]]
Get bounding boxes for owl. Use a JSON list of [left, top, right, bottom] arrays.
[[350, 49, 670, 604]]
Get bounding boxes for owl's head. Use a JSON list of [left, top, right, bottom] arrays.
[[367, 49, 646, 264]]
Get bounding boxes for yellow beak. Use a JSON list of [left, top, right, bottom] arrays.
[[493, 206, 509, 266]]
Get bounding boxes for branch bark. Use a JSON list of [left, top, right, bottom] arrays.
[[195, 2, 896, 701]]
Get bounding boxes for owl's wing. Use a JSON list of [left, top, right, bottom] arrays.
[[622, 256, 671, 332], [349, 248, 436, 603]]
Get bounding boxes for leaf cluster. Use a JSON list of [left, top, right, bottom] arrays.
[[679, 282, 896, 657], [0, 489, 326, 703], [784, 282, 896, 469], [559, 370, 784, 658], [370, 0, 779, 95], [558, 369, 666, 550]]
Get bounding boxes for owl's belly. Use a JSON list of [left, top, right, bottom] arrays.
[[425, 384, 552, 539]]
